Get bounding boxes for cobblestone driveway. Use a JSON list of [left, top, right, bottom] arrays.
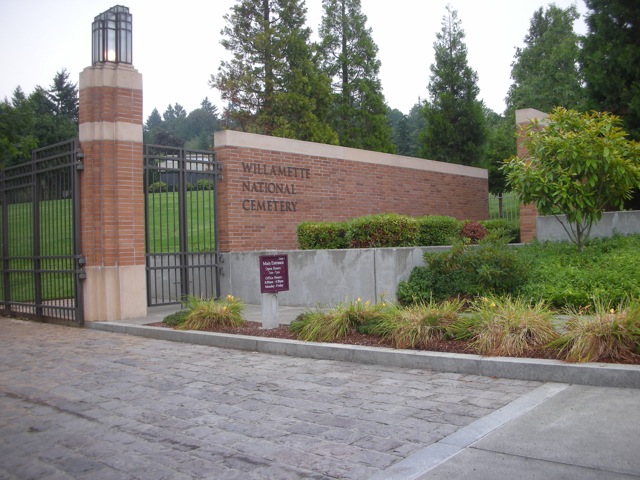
[[0, 319, 541, 479]]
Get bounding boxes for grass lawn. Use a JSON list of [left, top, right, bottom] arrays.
[[146, 190, 217, 253]]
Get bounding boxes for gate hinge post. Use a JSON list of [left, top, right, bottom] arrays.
[[77, 256, 87, 280], [76, 150, 85, 170]]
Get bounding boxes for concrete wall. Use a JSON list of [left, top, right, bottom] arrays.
[[537, 210, 640, 242], [218, 246, 449, 307]]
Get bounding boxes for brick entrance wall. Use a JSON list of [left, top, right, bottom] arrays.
[[214, 130, 489, 252]]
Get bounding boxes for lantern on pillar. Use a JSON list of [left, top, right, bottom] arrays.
[[92, 5, 132, 65]]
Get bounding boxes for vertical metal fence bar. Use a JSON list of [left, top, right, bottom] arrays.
[[178, 148, 189, 301], [32, 150, 43, 319]]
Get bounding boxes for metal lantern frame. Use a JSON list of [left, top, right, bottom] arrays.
[[92, 5, 132, 65]]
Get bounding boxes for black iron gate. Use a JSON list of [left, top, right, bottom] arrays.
[[144, 145, 222, 306], [0, 139, 85, 325]]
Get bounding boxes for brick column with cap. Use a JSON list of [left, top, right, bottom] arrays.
[[515, 109, 548, 243], [78, 63, 146, 321]]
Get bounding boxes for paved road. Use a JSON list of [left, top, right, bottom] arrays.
[[1, 318, 639, 479]]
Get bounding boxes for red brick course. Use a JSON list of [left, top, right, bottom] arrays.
[[79, 86, 142, 125], [79, 140, 145, 267], [216, 146, 488, 251]]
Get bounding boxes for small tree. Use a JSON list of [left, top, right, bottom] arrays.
[[502, 107, 640, 251]]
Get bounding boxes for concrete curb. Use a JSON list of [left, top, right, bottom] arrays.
[[88, 322, 640, 389]]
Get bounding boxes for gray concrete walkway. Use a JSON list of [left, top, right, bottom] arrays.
[[1, 317, 639, 479]]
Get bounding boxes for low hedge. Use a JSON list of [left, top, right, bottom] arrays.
[[479, 218, 520, 243], [297, 222, 349, 250], [416, 216, 461, 246], [297, 214, 519, 249], [347, 214, 419, 248]]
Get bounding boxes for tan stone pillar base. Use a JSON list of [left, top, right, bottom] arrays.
[[83, 266, 147, 321]]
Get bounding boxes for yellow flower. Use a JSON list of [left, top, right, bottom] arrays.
[[222, 306, 228, 312], [226, 294, 234, 301], [610, 308, 615, 314], [490, 302, 496, 308], [356, 298, 361, 303]]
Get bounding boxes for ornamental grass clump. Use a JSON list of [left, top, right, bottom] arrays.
[[290, 298, 393, 342], [465, 295, 558, 356], [177, 295, 245, 331], [548, 298, 640, 363], [370, 298, 463, 349]]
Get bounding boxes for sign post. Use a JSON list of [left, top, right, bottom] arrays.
[[259, 254, 289, 329]]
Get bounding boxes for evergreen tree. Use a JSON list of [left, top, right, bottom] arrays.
[[405, 102, 427, 158], [211, 0, 337, 144], [1, 70, 78, 166], [581, 0, 640, 140], [482, 107, 516, 195], [0, 88, 37, 167], [183, 104, 221, 149], [143, 108, 163, 144], [319, 0, 394, 152], [47, 69, 79, 123], [506, 5, 585, 114], [387, 108, 407, 154], [420, 6, 485, 166]]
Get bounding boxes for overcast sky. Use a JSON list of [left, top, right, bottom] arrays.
[[0, 0, 587, 120]]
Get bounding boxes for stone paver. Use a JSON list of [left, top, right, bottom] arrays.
[[0, 318, 541, 479]]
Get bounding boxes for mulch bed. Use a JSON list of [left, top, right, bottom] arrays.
[[146, 320, 640, 365]]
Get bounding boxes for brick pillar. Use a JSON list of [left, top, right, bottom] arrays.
[[78, 63, 146, 321], [515, 109, 548, 243]]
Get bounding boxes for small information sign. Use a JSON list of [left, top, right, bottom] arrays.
[[259, 254, 289, 294]]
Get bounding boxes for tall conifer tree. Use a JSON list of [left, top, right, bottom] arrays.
[[318, 0, 394, 153], [212, 0, 337, 144], [506, 5, 585, 114], [581, 0, 640, 140], [420, 6, 485, 166]]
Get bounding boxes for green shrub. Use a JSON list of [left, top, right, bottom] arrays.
[[480, 218, 520, 243], [347, 214, 418, 248], [464, 239, 529, 295], [148, 181, 167, 193], [297, 222, 349, 250], [397, 239, 529, 305], [397, 246, 471, 305], [415, 216, 462, 246], [187, 178, 215, 191], [162, 310, 189, 327]]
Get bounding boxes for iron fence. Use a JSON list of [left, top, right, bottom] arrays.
[[0, 139, 85, 325], [489, 192, 520, 223], [144, 145, 222, 306]]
